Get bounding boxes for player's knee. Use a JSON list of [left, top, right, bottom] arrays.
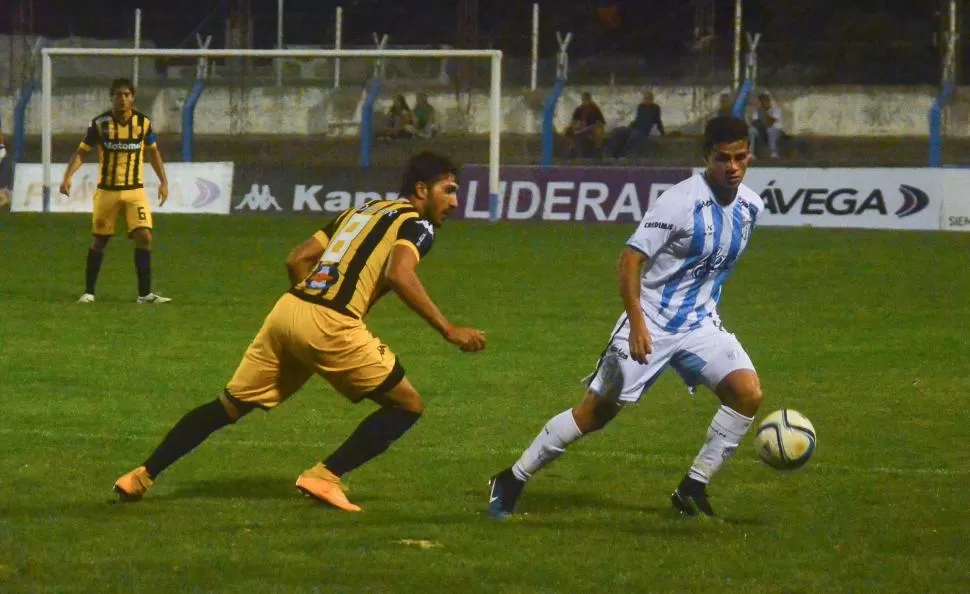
[[371, 370, 424, 415], [590, 400, 620, 431], [573, 392, 620, 433], [219, 390, 256, 423], [91, 236, 110, 252], [370, 387, 424, 416], [132, 228, 153, 248], [743, 383, 764, 410], [734, 374, 763, 410], [395, 396, 424, 416], [716, 370, 762, 415]]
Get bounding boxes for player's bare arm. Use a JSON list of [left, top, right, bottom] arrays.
[[386, 244, 485, 352], [145, 144, 169, 205], [618, 246, 652, 363], [59, 147, 88, 196], [285, 235, 326, 286]]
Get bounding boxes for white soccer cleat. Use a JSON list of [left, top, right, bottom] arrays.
[[77, 293, 96, 304], [136, 293, 172, 304]]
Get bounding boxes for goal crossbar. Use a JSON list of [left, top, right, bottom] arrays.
[[40, 47, 503, 220]]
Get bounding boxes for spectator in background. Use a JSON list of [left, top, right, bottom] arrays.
[[597, 0, 621, 28], [411, 93, 441, 138], [607, 90, 665, 158], [748, 92, 783, 159], [596, 0, 622, 48], [564, 92, 606, 159], [378, 95, 415, 141], [0, 118, 10, 210], [717, 92, 735, 117]]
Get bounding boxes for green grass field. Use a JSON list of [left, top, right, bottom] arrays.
[[1, 213, 968, 593]]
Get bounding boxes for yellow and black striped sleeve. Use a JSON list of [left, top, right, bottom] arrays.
[[394, 217, 436, 262], [143, 116, 158, 148], [78, 120, 100, 152]]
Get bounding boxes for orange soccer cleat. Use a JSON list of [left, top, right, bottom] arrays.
[[113, 466, 154, 502], [295, 463, 361, 512]]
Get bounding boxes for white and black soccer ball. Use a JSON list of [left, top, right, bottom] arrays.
[[754, 409, 816, 470]]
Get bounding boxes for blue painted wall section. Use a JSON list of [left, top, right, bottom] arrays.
[[541, 78, 567, 167], [929, 81, 954, 167], [13, 77, 36, 163], [181, 78, 206, 162], [359, 78, 383, 169], [732, 79, 754, 120]]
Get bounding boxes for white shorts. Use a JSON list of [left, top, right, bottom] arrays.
[[587, 312, 755, 404]]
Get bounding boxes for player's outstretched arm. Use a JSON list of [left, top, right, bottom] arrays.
[[618, 247, 652, 363], [59, 148, 87, 196], [145, 145, 169, 205], [386, 244, 485, 353], [285, 235, 326, 286]]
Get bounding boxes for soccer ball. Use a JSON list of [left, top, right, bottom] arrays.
[[754, 409, 816, 470]]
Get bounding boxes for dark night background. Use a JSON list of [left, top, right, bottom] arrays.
[[0, 1, 963, 84]]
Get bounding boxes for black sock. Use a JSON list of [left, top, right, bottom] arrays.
[[323, 407, 422, 476], [85, 248, 104, 295], [143, 399, 238, 478], [134, 248, 152, 297], [679, 475, 706, 494]]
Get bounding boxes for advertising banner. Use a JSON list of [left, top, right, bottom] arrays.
[[940, 169, 970, 232], [11, 162, 234, 214], [695, 167, 943, 231], [0, 153, 11, 211], [456, 165, 691, 223], [230, 166, 402, 215]]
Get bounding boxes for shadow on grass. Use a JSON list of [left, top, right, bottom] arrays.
[[150, 475, 296, 501], [467, 488, 768, 530]]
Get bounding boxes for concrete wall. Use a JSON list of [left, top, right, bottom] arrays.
[[2, 84, 966, 139]]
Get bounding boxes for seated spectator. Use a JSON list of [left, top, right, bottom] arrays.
[[748, 92, 783, 159], [564, 92, 606, 158], [411, 93, 441, 138], [607, 90, 665, 158], [716, 92, 735, 117], [378, 95, 414, 141], [0, 121, 9, 210]]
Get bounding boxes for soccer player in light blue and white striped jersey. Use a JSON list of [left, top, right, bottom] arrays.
[[489, 116, 765, 519]]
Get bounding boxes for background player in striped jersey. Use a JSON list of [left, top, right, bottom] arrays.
[[60, 77, 171, 304], [489, 116, 765, 519], [113, 151, 486, 511]]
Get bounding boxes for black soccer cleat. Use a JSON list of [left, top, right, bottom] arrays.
[[671, 476, 716, 517], [488, 467, 525, 520]]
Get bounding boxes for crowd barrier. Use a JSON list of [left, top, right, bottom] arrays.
[[458, 165, 970, 232], [11, 162, 234, 214], [7, 162, 970, 232]]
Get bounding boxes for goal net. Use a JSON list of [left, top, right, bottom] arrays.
[[35, 47, 502, 219]]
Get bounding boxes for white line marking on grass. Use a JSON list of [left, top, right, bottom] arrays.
[[3, 426, 967, 477]]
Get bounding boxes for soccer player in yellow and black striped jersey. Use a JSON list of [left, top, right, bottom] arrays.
[[60, 77, 171, 304], [113, 151, 486, 511]]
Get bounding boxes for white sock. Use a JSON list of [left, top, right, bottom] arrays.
[[688, 405, 754, 484], [511, 409, 584, 481]]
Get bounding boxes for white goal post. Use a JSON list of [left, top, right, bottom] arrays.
[[40, 47, 503, 218]]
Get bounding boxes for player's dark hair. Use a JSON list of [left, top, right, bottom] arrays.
[[399, 151, 458, 197], [110, 77, 135, 96], [702, 115, 749, 155]]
